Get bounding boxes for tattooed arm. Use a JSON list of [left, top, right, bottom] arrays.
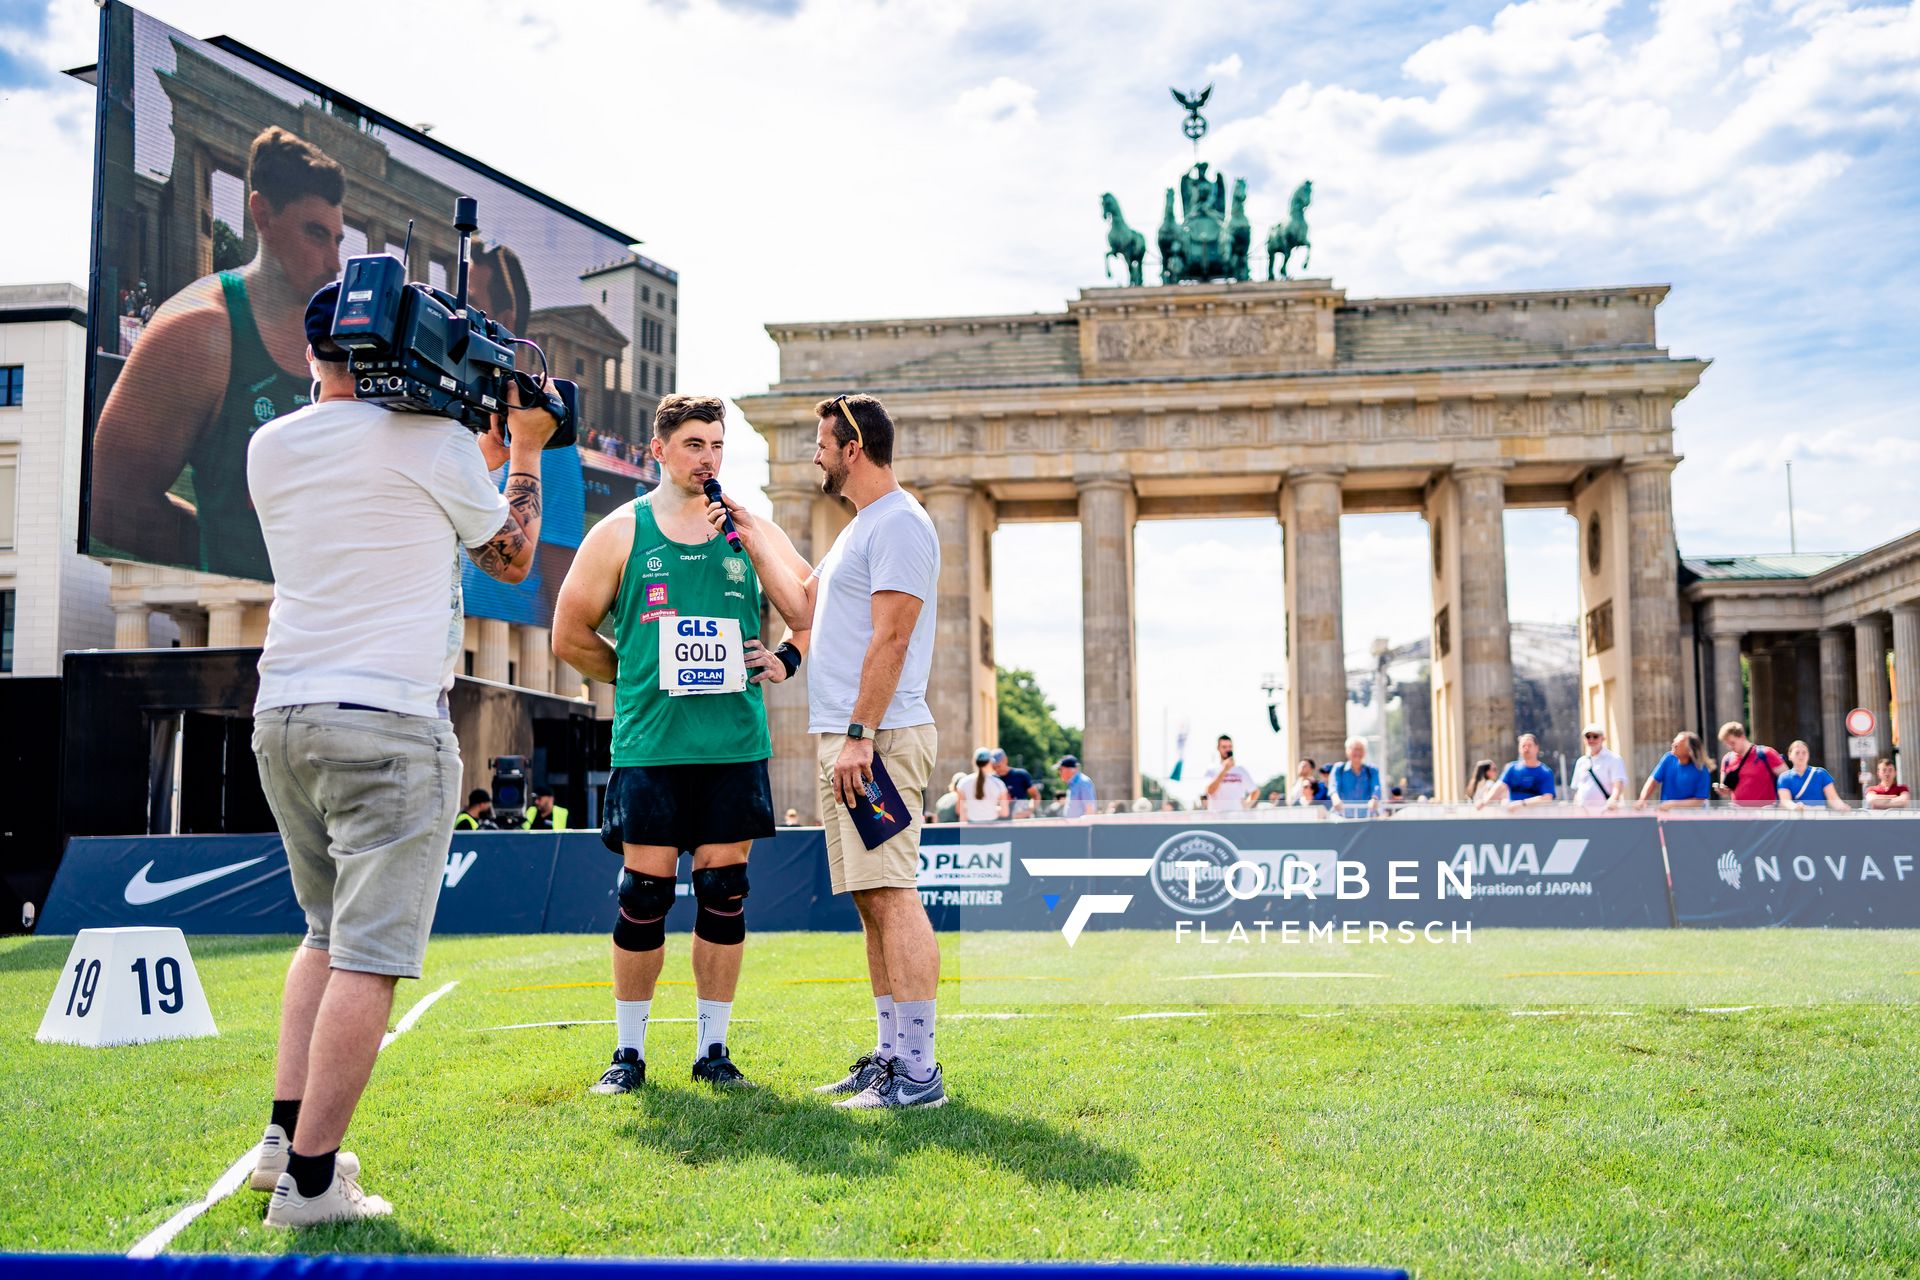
[[466, 384, 557, 583]]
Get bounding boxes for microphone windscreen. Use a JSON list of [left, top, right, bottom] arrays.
[[703, 478, 723, 500]]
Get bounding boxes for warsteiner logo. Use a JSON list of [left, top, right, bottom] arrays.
[[1150, 830, 1242, 916]]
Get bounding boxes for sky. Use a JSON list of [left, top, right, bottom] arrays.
[[3, 0, 1917, 794]]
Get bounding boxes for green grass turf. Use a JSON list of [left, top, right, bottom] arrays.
[[2, 929, 1918, 1276]]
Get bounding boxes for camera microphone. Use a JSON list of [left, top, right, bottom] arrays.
[[703, 478, 741, 550]]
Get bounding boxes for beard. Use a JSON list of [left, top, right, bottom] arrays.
[[820, 461, 848, 496]]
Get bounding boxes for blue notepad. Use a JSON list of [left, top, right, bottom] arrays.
[[846, 756, 914, 850]]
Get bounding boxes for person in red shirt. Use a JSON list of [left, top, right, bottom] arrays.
[[1865, 758, 1912, 810], [1715, 721, 1786, 808]]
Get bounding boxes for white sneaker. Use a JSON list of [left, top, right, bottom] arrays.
[[249, 1125, 358, 1192], [264, 1166, 391, 1228]]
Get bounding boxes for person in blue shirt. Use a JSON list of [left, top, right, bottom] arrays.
[[1056, 756, 1097, 818], [1328, 737, 1383, 817], [1777, 739, 1850, 810], [1477, 733, 1557, 810], [1634, 730, 1713, 810]]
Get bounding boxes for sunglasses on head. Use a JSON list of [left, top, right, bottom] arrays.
[[834, 396, 865, 451]]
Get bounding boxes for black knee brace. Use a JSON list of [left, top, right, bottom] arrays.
[[613, 868, 677, 952], [691, 864, 749, 946]]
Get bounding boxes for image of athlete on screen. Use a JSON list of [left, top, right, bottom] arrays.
[[91, 126, 344, 580]]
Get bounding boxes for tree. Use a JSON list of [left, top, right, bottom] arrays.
[[211, 220, 247, 273], [996, 667, 1081, 799]]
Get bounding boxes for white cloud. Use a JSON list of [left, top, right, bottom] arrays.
[[954, 75, 1040, 126], [1204, 52, 1244, 78]]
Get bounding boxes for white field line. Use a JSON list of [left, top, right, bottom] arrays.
[[483, 1017, 756, 1031], [1172, 971, 1383, 981], [127, 980, 458, 1258], [1692, 1005, 1760, 1013], [1117, 1011, 1211, 1020]]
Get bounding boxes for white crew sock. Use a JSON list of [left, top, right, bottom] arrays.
[[893, 998, 936, 1080], [615, 998, 651, 1058], [874, 993, 896, 1061], [696, 998, 733, 1054]]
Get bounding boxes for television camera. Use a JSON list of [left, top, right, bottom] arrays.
[[330, 197, 577, 448]]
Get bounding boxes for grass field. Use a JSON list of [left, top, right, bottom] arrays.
[[3, 928, 1918, 1276]]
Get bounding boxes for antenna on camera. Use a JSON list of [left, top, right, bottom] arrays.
[[452, 196, 478, 315], [398, 218, 415, 274]]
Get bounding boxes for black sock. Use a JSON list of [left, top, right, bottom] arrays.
[[286, 1148, 337, 1198], [270, 1099, 301, 1141]]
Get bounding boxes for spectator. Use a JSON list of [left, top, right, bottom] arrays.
[[1569, 723, 1629, 811], [1159, 799, 1179, 812], [1715, 721, 1786, 808], [1056, 756, 1097, 818], [1291, 758, 1330, 809], [957, 748, 1010, 822], [1328, 737, 1383, 818], [1106, 800, 1130, 815], [1465, 759, 1498, 807], [1777, 740, 1849, 810], [1635, 731, 1712, 811], [783, 808, 801, 826], [988, 748, 1038, 819], [454, 789, 496, 831], [1478, 734, 1556, 810], [1258, 790, 1283, 809], [933, 773, 966, 824], [1201, 735, 1257, 811], [1132, 797, 1155, 813], [1866, 758, 1911, 810]]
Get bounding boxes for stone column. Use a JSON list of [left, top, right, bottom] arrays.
[[1818, 628, 1852, 793], [1622, 457, 1683, 778], [590, 679, 616, 718], [923, 482, 978, 787], [172, 611, 208, 649], [1893, 603, 1920, 787], [1079, 474, 1138, 805], [1769, 638, 1801, 747], [518, 625, 552, 693], [1281, 467, 1347, 769], [207, 603, 245, 649], [1710, 629, 1745, 738], [764, 485, 817, 821], [1452, 463, 1515, 768], [475, 618, 511, 683], [1746, 646, 1774, 745], [553, 658, 582, 700], [1854, 615, 1889, 763], [1792, 636, 1821, 752], [113, 604, 152, 650]]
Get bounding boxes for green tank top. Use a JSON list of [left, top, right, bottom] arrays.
[[189, 270, 309, 580], [610, 494, 769, 768]]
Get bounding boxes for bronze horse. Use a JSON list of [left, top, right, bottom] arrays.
[[1102, 193, 1146, 286], [1266, 180, 1313, 280]]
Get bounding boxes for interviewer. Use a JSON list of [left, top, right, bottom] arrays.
[[243, 282, 558, 1226]]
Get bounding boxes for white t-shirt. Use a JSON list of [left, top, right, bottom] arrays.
[[1203, 763, 1256, 811], [807, 488, 940, 734], [249, 399, 508, 718], [959, 772, 1008, 822], [1570, 748, 1629, 810]]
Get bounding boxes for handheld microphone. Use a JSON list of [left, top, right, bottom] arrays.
[[703, 478, 741, 550]]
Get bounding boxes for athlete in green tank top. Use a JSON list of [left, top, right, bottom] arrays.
[[608, 493, 770, 767], [188, 270, 310, 579]]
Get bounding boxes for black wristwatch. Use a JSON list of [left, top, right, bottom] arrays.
[[846, 722, 869, 740]]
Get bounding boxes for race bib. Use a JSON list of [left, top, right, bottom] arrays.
[[658, 615, 748, 696]]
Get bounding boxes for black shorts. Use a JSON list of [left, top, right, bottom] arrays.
[[600, 759, 776, 854]]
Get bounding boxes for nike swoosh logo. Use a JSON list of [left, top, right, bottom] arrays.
[[124, 856, 271, 906]]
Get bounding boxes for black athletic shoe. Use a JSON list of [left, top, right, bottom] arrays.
[[691, 1043, 750, 1088], [591, 1047, 645, 1095]]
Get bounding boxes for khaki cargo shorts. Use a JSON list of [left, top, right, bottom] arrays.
[[253, 704, 461, 978], [817, 723, 936, 894]]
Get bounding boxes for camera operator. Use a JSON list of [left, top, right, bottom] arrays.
[[242, 282, 558, 1227]]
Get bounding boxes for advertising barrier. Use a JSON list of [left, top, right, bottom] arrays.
[[43, 816, 1683, 937], [1662, 816, 1920, 927]]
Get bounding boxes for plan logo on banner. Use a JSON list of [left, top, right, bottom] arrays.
[[918, 842, 1010, 909]]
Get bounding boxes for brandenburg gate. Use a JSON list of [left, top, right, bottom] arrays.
[[738, 276, 1707, 814]]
